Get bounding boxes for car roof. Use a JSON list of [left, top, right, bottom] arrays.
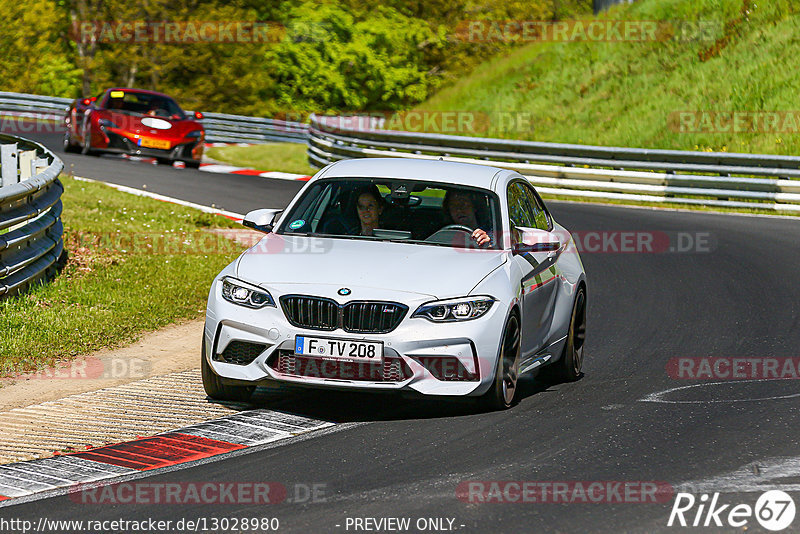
[[318, 158, 511, 189]]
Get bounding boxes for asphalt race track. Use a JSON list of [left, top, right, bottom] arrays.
[[3, 126, 800, 532]]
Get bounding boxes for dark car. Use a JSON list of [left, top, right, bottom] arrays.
[[63, 88, 204, 168]]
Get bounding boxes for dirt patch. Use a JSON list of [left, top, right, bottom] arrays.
[[0, 319, 204, 411]]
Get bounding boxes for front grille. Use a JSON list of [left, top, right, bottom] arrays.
[[268, 350, 412, 382], [280, 296, 338, 331], [280, 295, 407, 334], [343, 302, 407, 334], [214, 341, 265, 365]]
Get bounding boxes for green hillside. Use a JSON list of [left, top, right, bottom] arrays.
[[416, 0, 800, 156]]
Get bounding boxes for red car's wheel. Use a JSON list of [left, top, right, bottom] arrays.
[[62, 126, 80, 153], [80, 122, 97, 156]]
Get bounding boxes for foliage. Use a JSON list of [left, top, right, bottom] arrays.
[[416, 0, 800, 155], [0, 0, 591, 115]]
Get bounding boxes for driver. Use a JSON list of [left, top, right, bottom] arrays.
[[442, 190, 491, 246], [353, 185, 385, 236]]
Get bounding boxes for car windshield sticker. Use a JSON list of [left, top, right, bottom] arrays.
[[289, 219, 305, 230], [110, 91, 124, 98]]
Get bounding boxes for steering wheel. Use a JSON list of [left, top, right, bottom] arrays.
[[439, 224, 474, 234]]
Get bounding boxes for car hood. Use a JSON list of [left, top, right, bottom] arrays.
[[235, 235, 507, 300]]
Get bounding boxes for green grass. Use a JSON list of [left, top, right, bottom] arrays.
[[0, 176, 243, 376], [205, 143, 316, 175], [415, 0, 800, 156]]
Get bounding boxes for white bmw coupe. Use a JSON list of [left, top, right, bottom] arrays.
[[203, 158, 586, 409]]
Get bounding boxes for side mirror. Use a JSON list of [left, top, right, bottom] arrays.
[[242, 209, 282, 233], [194, 111, 204, 120], [512, 227, 561, 255]]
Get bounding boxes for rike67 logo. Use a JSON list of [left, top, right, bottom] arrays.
[[668, 490, 796, 531]]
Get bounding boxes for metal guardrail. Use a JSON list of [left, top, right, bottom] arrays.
[[0, 91, 309, 144], [0, 133, 65, 300], [307, 115, 800, 212], [200, 111, 308, 144]]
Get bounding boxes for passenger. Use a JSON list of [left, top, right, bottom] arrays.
[[353, 185, 385, 236], [442, 190, 491, 246]]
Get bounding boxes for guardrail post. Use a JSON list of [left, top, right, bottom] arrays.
[[1, 143, 18, 187], [33, 157, 49, 176], [18, 150, 35, 181]]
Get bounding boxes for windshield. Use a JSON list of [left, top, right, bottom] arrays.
[[102, 90, 186, 119], [278, 178, 502, 249]]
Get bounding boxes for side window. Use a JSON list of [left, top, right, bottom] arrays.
[[507, 183, 534, 229], [521, 184, 550, 231]]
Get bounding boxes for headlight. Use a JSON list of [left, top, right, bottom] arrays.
[[412, 296, 495, 322], [185, 130, 203, 138], [98, 118, 119, 129], [221, 277, 275, 309]]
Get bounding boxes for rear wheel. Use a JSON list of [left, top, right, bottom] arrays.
[[549, 287, 586, 382], [201, 338, 255, 402], [184, 160, 201, 169], [481, 314, 521, 410], [156, 157, 174, 166]]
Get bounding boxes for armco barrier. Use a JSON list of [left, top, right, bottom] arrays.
[[0, 133, 65, 299], [4, 91, 800, 212], [307, 114, 800, 212], [0, 91, 308, 144]]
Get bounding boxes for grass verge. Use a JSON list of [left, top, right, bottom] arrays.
[[0, 176, 244, 376], [205, 143, 316, 176], [416, 0, 800, 156]]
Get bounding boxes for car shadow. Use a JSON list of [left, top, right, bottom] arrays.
[[204, 373, 572, 423]]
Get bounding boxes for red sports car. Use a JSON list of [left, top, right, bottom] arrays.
[[64, 88, 204, 168]]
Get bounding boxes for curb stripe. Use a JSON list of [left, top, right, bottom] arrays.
[[73, 433, 245, 471], [0, 408, 334, 502], [198, 163, 311, 181]]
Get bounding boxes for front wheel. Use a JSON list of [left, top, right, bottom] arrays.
[[63, 128, 79, 153], [481, 314, 521, 410], [201, 338, 255, 402], [80, 124, 96, 156]]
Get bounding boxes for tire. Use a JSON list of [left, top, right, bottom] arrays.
[[480, 313, 521, 410], [80, 124, 96, 156], [201, 338, 256, 402], [156, 157, 174, 166], [63, 128, 79, 153], [184, 160, 201, 169], [548, 287, 587, 382]]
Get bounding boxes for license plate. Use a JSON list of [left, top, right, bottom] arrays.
[[294, 336, 383, 364], [138, 137, 171, 149]]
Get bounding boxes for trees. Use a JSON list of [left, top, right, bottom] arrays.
[[0, 0, 591, 114]]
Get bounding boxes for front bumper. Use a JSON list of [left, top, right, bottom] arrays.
[[204, 280, 508, 397]]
